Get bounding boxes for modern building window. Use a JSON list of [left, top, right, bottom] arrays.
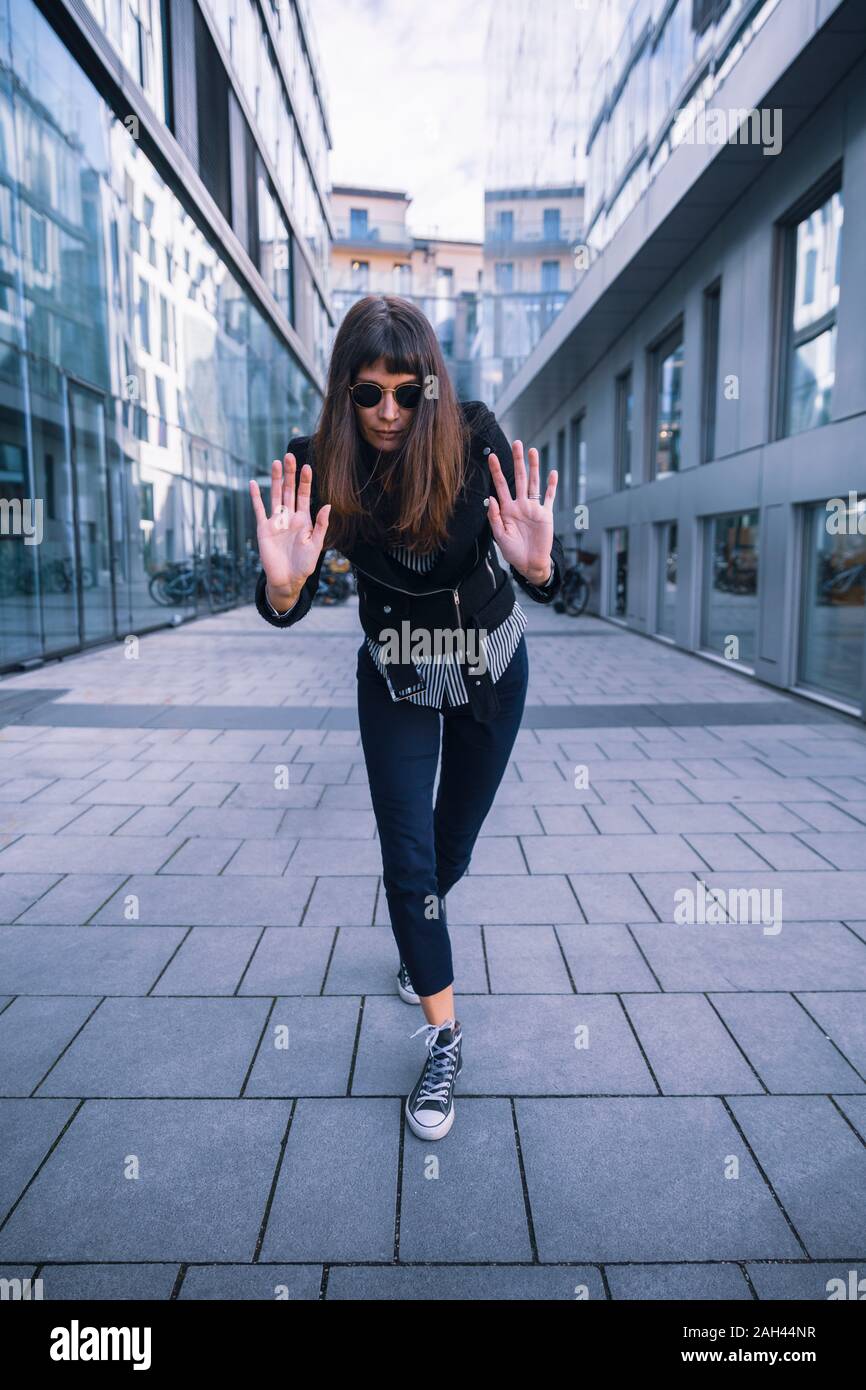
[[349, 207, 369, 239], [779, 178, 844, 437], [556, 427, 566, 501], [136, 277, 150, 353], [543, 208, 561, 240], [194, 5, 232, 223], [495, 261, 514, 291], [541, 260, 560, 291], [650, 323, 683, 478], [393, 262, 411, 292], [799, 497, 865, 707], [701, 511, 760, 665], [701, 280, 720, 463], [657, 521, 677, 638], [610, 527, 628, 619], [575, 414, 587, 506], [495, 210, 514, 241], [30, 211, 47, 271], [692, 0, 732, 36], [615, 368, 633, 489], [350, 259, 369, 291]]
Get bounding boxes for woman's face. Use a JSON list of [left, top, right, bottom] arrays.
[[351, 357, 420, 451]]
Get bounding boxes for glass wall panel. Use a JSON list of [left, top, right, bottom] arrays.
[[657, 521, 677, 638], [799, 498, 865, 706], [0, 0, 320, 670], [702, 511, 760, 665]]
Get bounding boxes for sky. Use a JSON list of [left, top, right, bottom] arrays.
[[310, 0, 493, 243]]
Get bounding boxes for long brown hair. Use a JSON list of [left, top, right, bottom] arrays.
[[312, 295, 470, 554]]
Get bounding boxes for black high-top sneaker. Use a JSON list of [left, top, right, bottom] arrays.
[[397, 959, 421, 1004], [405, 1017, 463, 1140]]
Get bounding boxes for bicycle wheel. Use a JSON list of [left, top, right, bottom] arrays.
[[562, 571, 589, 617]]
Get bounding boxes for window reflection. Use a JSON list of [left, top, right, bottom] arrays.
[[799, 498, 866, 705], [702, 511, 760, 665]]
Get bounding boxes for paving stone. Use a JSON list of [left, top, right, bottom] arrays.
[[151, 928, 260, 994], [638, 805, 757, 833], [630, 921, 866, 991], [91, 873, 314, 926], [444, 873, 579, 924], [156, 838, 243, 874], [709, 993, 865, 1093], [0, 1099, 288, 1261], [178, 1264, 321, 1298], [584, 805, 653, 834], [0, 835, 182, 874], [223, 839, 297, 876], [683, 835, 775, 870], [0, 806, 83, 834], [35, 997, 271, 1097], [746, 1262, 866, 1299], [283, 840, 383, 876], [325, 1265, 606, 1299], [0, 997, 100, 1095], [516, 1097, 802, 1261], [0, 1098, 78, 1221], [258, 1098, 398, 1262], [0, 874, 62, 923], [567, 873, 656, 923], [0, 926, 183, 993], [526, 835, 705, 874], [15, 874, 131, 926], [483, 925, 572, 992], [38, 1264, 179, 1300], [302, 875, 378, 926], [244, 996, 360, 1095], [793, 831, 866, 870], [727, 1096, 866, 1257], [399, 1100, 531, 1261], [735, 834, 836, 870], [237, 928, 335, 994], [557, 924, 661, 991], [794, 993, 866, 1077], [622, 994, 762, 1094], [605, 1263, 752, 1299]]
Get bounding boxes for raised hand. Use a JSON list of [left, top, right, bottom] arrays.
[[249, 454, 331, 596], [487, 441, 558, 584]]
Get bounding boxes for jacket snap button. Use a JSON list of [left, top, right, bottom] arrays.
[[383, 605, 391, 613], [483, 446, 491, 455]]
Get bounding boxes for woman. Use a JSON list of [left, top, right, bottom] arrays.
[[249, 295, 563, 1141]]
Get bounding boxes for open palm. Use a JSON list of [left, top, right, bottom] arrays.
[[487, 441, 558, 582], [248, 454, 331, 593]]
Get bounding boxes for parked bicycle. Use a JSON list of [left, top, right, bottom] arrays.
[[553, 538, 596, 617]]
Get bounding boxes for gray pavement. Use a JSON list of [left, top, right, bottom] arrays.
[[0, 596, 865, 1301]]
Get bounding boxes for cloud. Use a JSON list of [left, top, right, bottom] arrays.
[[310, 0, 492, 241]]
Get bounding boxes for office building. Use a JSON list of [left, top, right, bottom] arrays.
[[496, 0, 866, 720], [0, 0, 332, 670]]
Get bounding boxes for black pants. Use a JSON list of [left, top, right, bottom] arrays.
[[355, 633, 529, 997]]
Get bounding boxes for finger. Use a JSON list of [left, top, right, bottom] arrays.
[[295, 461, 313, 519], [512, 440, 528, 500], [312, 503, 331, 545], [281, 452, 297, 513], [249, 479, 267, 528], [544, 468, 558, 509], [270, 459, 282, 518], [526, 446, 540, 502], [486, 451, 514, 514], [487, 495, 505, 542]]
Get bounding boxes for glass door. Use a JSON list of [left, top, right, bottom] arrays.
[[68, 382, 115, 645]]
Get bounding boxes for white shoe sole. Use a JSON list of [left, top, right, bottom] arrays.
[[397, 980, 421, 1004], [404, 1096, 456, 1140]]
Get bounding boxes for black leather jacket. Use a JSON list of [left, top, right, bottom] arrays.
[[255, 400, 566, 722]]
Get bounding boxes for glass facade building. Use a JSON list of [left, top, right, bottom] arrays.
[[0, 0, 331, 670]]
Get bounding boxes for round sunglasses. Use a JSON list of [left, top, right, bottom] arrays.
[[348, 381, 423, 409]]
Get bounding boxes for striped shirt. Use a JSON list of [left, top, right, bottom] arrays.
[[365, 542, 534, 710]]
